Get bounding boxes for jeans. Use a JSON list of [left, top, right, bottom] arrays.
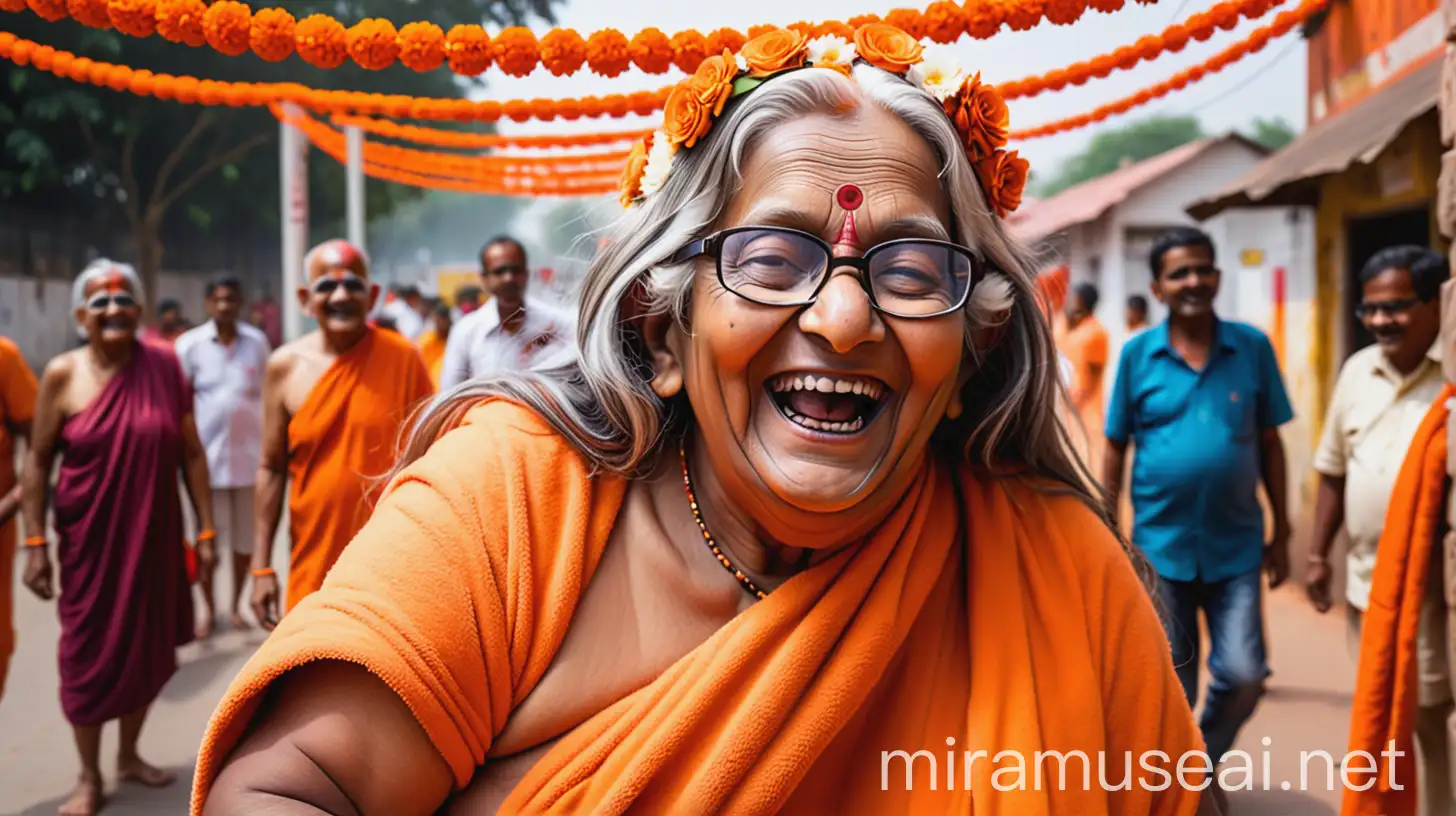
[[1158, 566, 1270, 764]]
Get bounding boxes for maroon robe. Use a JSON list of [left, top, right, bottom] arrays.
[[54, 340, 193, 726]]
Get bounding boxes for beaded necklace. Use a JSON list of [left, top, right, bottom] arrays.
[[679, 441, 768, 601]]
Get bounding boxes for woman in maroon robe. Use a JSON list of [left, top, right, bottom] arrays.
[[20, 259, 216, 816]]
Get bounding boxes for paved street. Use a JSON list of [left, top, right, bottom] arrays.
[[0, 546, 1356, 815]]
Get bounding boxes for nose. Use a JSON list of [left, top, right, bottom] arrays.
[[797, 268, 885, 354]]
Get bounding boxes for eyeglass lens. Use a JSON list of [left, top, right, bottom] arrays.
[[1355, 299, 1419, 319], [312, 277, 367, 295], [87, 293, 137, 310], [718, 228, 973, 317]]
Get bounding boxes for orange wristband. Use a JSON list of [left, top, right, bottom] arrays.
[[195, 529, 217, 543], [24, 536, 46, 548], [250, 568, 276, 577]]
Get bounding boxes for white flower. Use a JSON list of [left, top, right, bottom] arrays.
[[640, 130, 677, 198], [806, 35, 856, 70], [907, 45, 966, 102], [735, 53, 749, 74]]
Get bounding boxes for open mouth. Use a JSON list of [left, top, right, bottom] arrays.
[[767, 372, 891, 435], [100, 317, 131, 331]]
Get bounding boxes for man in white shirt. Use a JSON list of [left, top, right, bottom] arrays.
[[440, 236, 576, 389], [174, 276, 271, 634]]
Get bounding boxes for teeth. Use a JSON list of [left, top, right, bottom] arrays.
[[771, 374, 885, 401], [781, 405, 867, 434]]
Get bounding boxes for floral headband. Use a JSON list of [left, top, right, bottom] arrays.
[[618, 23, 1030, 219]]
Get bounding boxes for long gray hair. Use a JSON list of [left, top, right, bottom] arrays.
[[396, 63, 1110, 529]]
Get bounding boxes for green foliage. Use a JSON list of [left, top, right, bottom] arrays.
[[1244, 117, 1297, 151], [0, 0, 561, 292], [1033, 115, 1207, 197]]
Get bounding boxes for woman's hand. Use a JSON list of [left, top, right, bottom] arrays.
[[197, 540, 218, 578], [252, 571, 280, 631], [23, 546, 54, 600]]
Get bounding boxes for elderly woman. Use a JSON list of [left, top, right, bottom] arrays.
[[195, 26, 1212, 815], [21, 259, 216, 816]]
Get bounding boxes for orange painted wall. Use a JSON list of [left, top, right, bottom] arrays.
[[1306, 0, 1442, 123]]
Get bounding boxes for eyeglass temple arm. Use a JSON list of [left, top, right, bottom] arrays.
[[668, 236, 715, 265]]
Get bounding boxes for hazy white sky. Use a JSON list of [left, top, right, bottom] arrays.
[[483, 0, 1310, 176]]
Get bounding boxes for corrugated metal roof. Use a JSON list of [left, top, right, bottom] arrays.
[[1007, 134, 1264, 243], [1186, 56, 1440, 220]]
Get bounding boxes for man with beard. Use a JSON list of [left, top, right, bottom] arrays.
[[1101, 225, 1294, 774], [439, 236, 574, 389], [1308, 246, 1450, 811], [248, 240, 434, 627]]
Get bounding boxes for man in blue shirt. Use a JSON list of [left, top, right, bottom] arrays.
[[1101, 226, 1294, 768]]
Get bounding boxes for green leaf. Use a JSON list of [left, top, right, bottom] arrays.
[[730, 76, 764, 97], [221, 164, 240, 183], [186, 204, 213, 230]]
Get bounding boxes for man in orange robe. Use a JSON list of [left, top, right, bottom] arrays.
[[248, 240, 434, 628], [0, 335, 38, 700], [1056, 281, 1111, 475]]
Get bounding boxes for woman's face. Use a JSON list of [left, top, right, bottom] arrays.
[[673, 105, 970, 533], [75, 272, 142, 344]]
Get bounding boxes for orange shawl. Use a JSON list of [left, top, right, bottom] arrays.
[[194, 400, 1203, 815], [416, 328, 446, 388], [284, 327, 434, 609], [1343, 383, 1454, 816]]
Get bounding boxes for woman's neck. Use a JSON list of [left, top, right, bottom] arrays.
[[88, 338, 133, 369]]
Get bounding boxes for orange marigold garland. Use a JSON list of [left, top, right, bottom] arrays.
[[920, 1, 967, 43], [65, 0, 109, 28], [1043, 0, 1089, 26], [962, 0, 1003, 38], [155, 0, 204, 46], [444, 24, 491, 75], [629, 27, 672, 74], [297, 13, 348, 69], [25, 0, 65, 22], [107, 0, 156, 38], [704, 27, 747, 56], [397, 21, 445, 72], [202, 1, 251, 55], [493, 26, 538, 77], [539, 27, 586, 76], [346, 18, 399, 70], [585, 28, 631, 77], [884, 8, 929, 39], [1001, 0, 1047, 31], [670, 29, 707, 74], [248, 7, 294, 61]]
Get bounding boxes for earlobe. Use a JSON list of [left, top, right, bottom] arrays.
[[642, 310, 684, 399]]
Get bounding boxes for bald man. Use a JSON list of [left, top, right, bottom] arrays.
[[249, 240, 434, 629]]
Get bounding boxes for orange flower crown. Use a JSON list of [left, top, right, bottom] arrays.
[[619, 23, 1029, 219]]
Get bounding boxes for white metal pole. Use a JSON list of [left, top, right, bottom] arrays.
[[345, 125, 365, 251], [279, 102, 309, 342]]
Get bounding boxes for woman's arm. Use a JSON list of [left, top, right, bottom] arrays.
[[180, 412, 217, 574], [19, 356, 71, 600], [206, 662, 453, 814]]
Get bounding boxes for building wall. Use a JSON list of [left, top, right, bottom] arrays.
[[1307, 0, 1444, 123]]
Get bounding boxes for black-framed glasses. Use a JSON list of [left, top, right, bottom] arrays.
[[670, 226, 986, 319], [310, 275, 368, 296], [1355, 298, 1420, 319], [85, 292, 138, 311]]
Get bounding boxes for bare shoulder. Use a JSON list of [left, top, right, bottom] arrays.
[[266, 333, 316, 378], [41, 348, 80, 385]]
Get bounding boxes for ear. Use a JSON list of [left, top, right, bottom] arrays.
[[624, 279, 683, 399], [295, 287, 312, 316], [366, 283, 382, 312]]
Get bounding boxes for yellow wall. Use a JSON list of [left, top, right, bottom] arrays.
[[1305, 112, 1447, 500]]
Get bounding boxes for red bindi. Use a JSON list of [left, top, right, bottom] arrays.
[[835, 184, 864, 211], [104, 270, 125, 294]]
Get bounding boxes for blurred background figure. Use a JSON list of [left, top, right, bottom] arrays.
[[19, 259, 216, 815], [453, 284, 484, 319], [249, 292, 283, 349], [416, 302, 452, 389], [175, 276, 272, 636], [0, 334, 38, 705], [1057, 281, 1110, 474], [379, 282, 426, 339], [1126, 294, 1151, 334], [141, 298, 192, 349]]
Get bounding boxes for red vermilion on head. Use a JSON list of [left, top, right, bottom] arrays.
[[104, 270, 126, 293], [835, 184, 864, 211], [833, 185, 865, 253]]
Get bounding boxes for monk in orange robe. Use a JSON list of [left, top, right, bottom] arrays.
[[415, 302, 451, 388], [0, 335, 38, 700], [1056, 281, 1111, 476], [248, 239, 434, 627], [196, 36, 1212, 814]]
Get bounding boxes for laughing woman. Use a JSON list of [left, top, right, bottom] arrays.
[[195, 26, 1213, 816], [22, 259, 217, 816]]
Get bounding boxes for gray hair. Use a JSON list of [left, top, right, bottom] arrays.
[[396, 64, 1111, 532], [72, 258, 144, 340]]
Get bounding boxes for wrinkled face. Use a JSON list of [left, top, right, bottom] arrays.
[[208, 286, 242, 326], [670, 107, 970, 522], [1152, 244, 1219, 318], [299, 242, 378, 335], [482, 243, 528, 307], [1360, 266, 1439, 358], [76, 272, 142, 343]]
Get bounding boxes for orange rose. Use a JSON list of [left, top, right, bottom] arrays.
[[975, 149, 1029, 218], [662, 81, 713, 148], [853, 23, 923, 73], [739, 27, 808, 77], [686, 48, 735, 116], [943, 72, 1009, 159], [619, 133, 652, 207]]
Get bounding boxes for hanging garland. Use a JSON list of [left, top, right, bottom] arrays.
[[1011, 0, 1326, 139], [1000, 0, 1281, 99], [329, 115, 652, 150], [1, 0, 1158, 79]]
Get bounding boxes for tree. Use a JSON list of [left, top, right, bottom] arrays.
[[1033, 115, 1206, 197], [1244, 117, 1297, 151], [0, 0, 562, 309]]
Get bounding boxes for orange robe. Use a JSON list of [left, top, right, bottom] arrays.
[[417, 329, 447, 388], [1056, 315, 1110, 476], [1343, 384, 1454, 816], [0, 337, 38, 700], [194, 400, 1204, 815], [284, 327, 433, 610]]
